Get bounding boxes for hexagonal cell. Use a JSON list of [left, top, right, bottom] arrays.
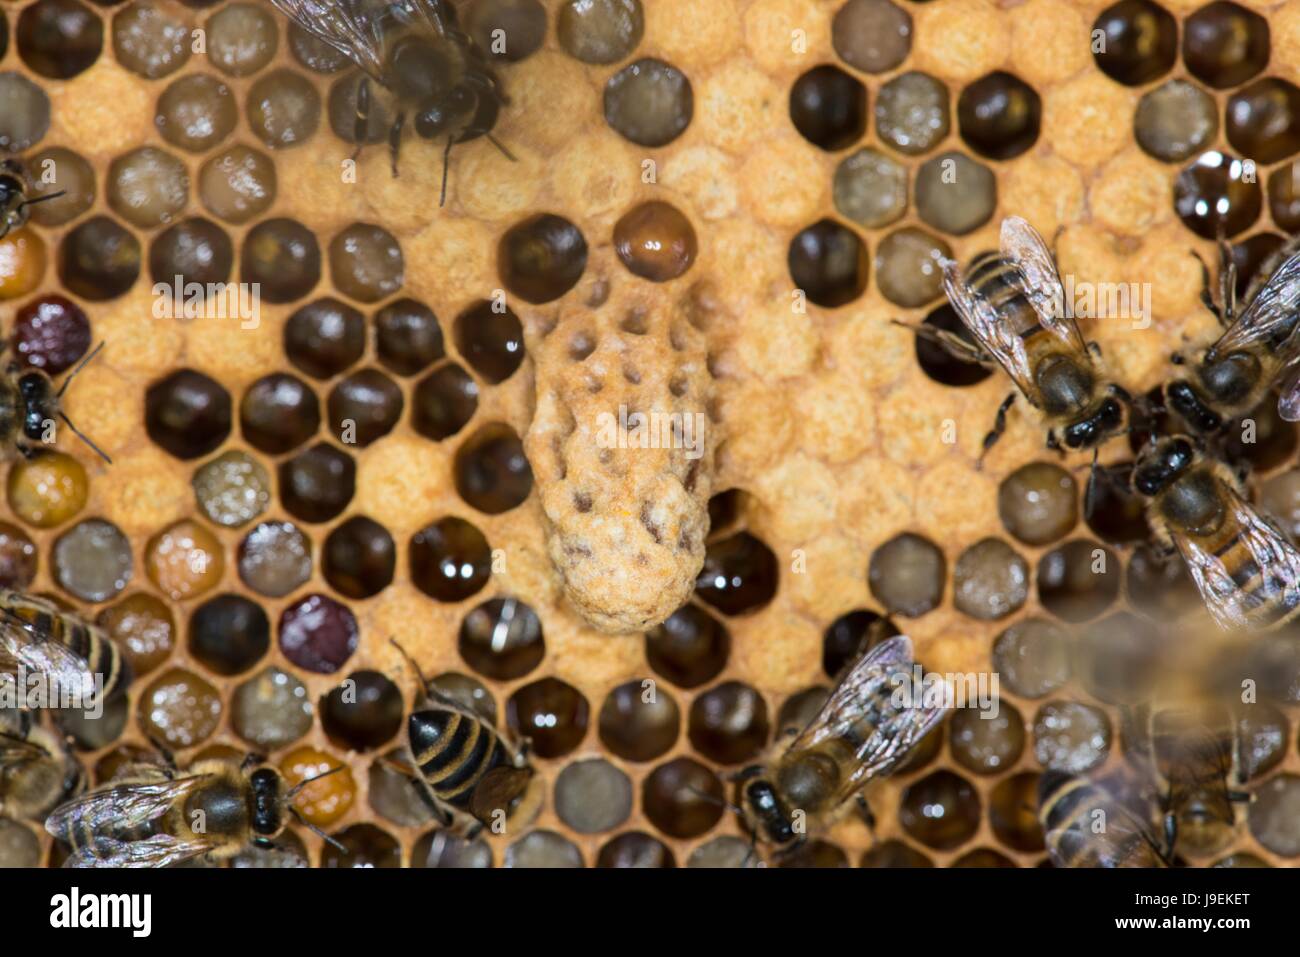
[[323, 516, 395, 599], [913, 303, 992, 387], [788, 218, 869, 308], [284, 297, 365, 380], [0, 522, 37, 589], [136, 666, 222, 748], [505, 830, 583, 868], [498, 213, 588, 305], [237, 520, 313, 598], [603, 57, 693, 147], [205, 2, 277, 77], [875, 226, 949, 309], [412, 362, 479, 440], [998, 462, 1078, 546], [822, 608, 899, 678], [322, 670, 403, 751], [240, 372, 320, 455], [1036, 539, 1120, 622], [246, 68, 321, 149], [556, 0, 642, 65], [464, 0, 546, 63], [899, 770, 980, 850], [230, 666, 313, 750], [1135, 80, 1220, 164], [53, 518, 132, 601], [868, 532, 945, 617], [614, 201, 697, 283], [1248, 773, 1300, 857], [7, 452, 87, 528], [874, 71, 949, 156], [241, 217, 321, 303], [860, 839, 933, 867], [1091, 0, 1177, 87], [642, 757, 723, 839], [1225, 78, 1300, 166], [149, 217, 234, 291], [1183, 0, 1269, 90], [915, 151, 996, 236], [952, 537, 1028, 621], [596, 831, 675, 868], [11, 295, 91, 374], [949, 701, 1024, 775], [288, 19, 351, 73], [112, 0, 191, 79], [1174, 150, 1262, 240], [957, 72, 1040, 160], [508, 677, 589, 758], [25, 147, 95, 227], [374, 298, 444, 376], [145, 518, 223, 601], [368, 750, 435, 828], [992, 617, 1070, 698], [832, 0, 911, 75], [833, 147, 907, 229], [555, 758, 633, 834], [411, 829, 493, 868], [278, 443, 356, 523], [329, 222, 403, 303], [453, 422, 533, 514], [409, 516, 491, 603], [320, 823, 401, 868], [192, 450, 271, 528], [695, 531, 779, 617], [96, 592, 173, 677], [198, 145, 277, 224], [16, 0, 103, 79], [598, 679, 680, 761], [1032, 700, 1111, 773], [688, 681, 770, 764], [453, 300, 524, 386], [155, 74, 236, 153], [145, 368, 231, 460], [58, 216, 140, 301], [989, 772, 1045, 853], [645, 604, 730, 689], [188, 593, 269, 676], [789, 64, 866, 151], [459, 596, 544, 680], [327, 368, 403, 447], [278, 592, 359, 674]]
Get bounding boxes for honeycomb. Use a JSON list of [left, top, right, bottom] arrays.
[[2, 0, 1300, 869]]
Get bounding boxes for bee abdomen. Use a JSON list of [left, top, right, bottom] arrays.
[[410, 710, 507, 808]]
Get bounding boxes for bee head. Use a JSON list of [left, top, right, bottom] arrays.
[[1063, 393, 1127, 450], [1133, 435, 1196, 496], [248, 766, 285, 837], [738, 772, 797, 849], [414, 86, 476, 140], [16, 369, 56, 442], [390, 37, 455, 102], [1165, 378, 1223, 434]]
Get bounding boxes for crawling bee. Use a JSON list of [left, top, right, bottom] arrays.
[[0, 711, 83, 821], [0, 589, 129, 713], [0, 339, 112, 464], [1132, 434, 1300, 630], [1038, 770, 1171, 868], [733, 635, 948, 854], [1166, 240, 1300, 434], [0, 159, 66, 241], [270, 0, 513, 204], [391, 639, 541, 838], [45, 750, 342, 867], [903, 216, 1132, 464], [1127, 700, 1249, 859]]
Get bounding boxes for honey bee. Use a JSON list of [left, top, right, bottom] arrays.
[[0, 158, 66, 241], [390, 639, 541, 838], [1127, 700, 1249, 858], [0, 712, 83, 822], [903, 216, 1132, 464], [1038, 770, 1171, 868], [733, 635, 948, 854], [45, 750, 343, 867], [0, 339, 112, 464], [0, 589, 129, 713], [269, 0, 513, 203], [1131, 434, 1300, 630], [1166, 240, 1300, 435]]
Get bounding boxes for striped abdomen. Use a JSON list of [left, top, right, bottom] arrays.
[[964, 252, 1045, 344], [0, 590, 126, 703], [408, 709, 511, 809], [1039, 774, 1165, 868]]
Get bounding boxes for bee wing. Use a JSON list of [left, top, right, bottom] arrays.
[[0, 616, 95, 693], [1042, 776, 1167, 869], [64, 834, 215, 869], [0, 727, 46, 765], [387, 0, 457, 35], [268, 0, 388, 81], [468, 765, 531, 823], [1277, 359, 1300, 422], [1175, 488, 1300, 630], [941, 255, 1040, 402], [1210, 251, 1300, 360], [998, 216, 1087, 356], [789, 635, 949, 794], [45, 775, 209, 844]]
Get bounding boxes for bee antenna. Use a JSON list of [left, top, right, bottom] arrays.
[[486, 134, 516, 163], [17, 189, 67, 210], [388, 636, 430, 692], [287, 764, 345, 799], [289, 805, 348, 854], [56, 340, 106, 398], [58, 412, 112, 465], [683, 784, 743, 816]]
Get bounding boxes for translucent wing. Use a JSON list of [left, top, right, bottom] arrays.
[[64, 834, 215, 869], [1209, 251, 1300, 360], [0, 615, 96, 696], [1174, 489, 1300, 630], [0, 727, 46, 766], [45, 775, 209, 844], [469, 765, 532, 823], [789, 635, 949, 798], [1042, 774, 1167, 869], [941, 257, 1039, 402], [268, 0, 388, 80], [1277, 360, 1300, 423], [386, 0, 456, 34], [998, 216, 1086, 355]]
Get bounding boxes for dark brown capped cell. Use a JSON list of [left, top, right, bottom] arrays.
[[688, 681, 769, 764], [412, 362, 479, 440], [459, 596, 544, 679], [240, 372, 320, 455], [789, 64, 866, 151], [198, 145, 277, 224], [1037, 539, 1119, 622], [320, 824, 400, 868], [205, 2, 277, 77], [25, 147, 95, 226], [453, 422, 533, 514], [957, 72, 1040, 160], [603, 57, 693, 147], [464, 0, 546, 63], [1226, 79, 1300, 166], [327, 368, 403, 447], [1091, 0, 1177, 86], [242, 218, 321, 302], [0, 73, 50, 153], [988, 772, 1045, 852], [145, 368, 232, 460], [278, 592, 359, 674], [642, 757, 723, 839], [16, 0, 103, 79], [1183, 1, 1269, 90], [596, 832, 674, 868], [188, 593, 269, 676], [410, 829, 493, 868], [1135, 79, 1219, 164], [861, 840, 933, 867], [613, 201, 698, 283], [322, 670, 403, 751], [278, 442, 355, 523], [695, 531, 778, 616], [288, 20, 350, 73], [868, 532, 945, 617], [913, 303, 991, 387], [155, 74, 236, 153], [899, 770, 980, 850], [498, 213, 588, 304], [832, 0, 912, 75], [329, 223, 404, 303], [11, 295, 91, 374], [284, 297, 365, 379], [373, 298, 444, 376], [58, 215, 140, 300], [112, 0, 191, 79], [453, 300, 524, 384], [822, 608, 899, 677], [149, 217, 233, 291], [598, 679, 680, 761], [323, 516, 395, 599], [788, 218, 869, 308], [409, 516, 491, 602], [0, 522, 37, 589], [557, 0, 643, 65], [645, 603, 730, 688], [1083, 463, 1147, 544], [1231, 232, 1286, 301], [246, 68, 320, 149], [778, 841, 850, 868], [507, 677, 589, 758]]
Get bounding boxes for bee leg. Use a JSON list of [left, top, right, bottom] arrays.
[[855, 793, 877, 837], [1162, 810, 1178, 864], [889, 319, 992, 365], [1192, 250, 1224, 325], [352, 77, 372, 163], [388, 112, 405, 178], [440, 135, 454, 208], [1218, 234, 1237, 323], [977, 393, 1016, 468]]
